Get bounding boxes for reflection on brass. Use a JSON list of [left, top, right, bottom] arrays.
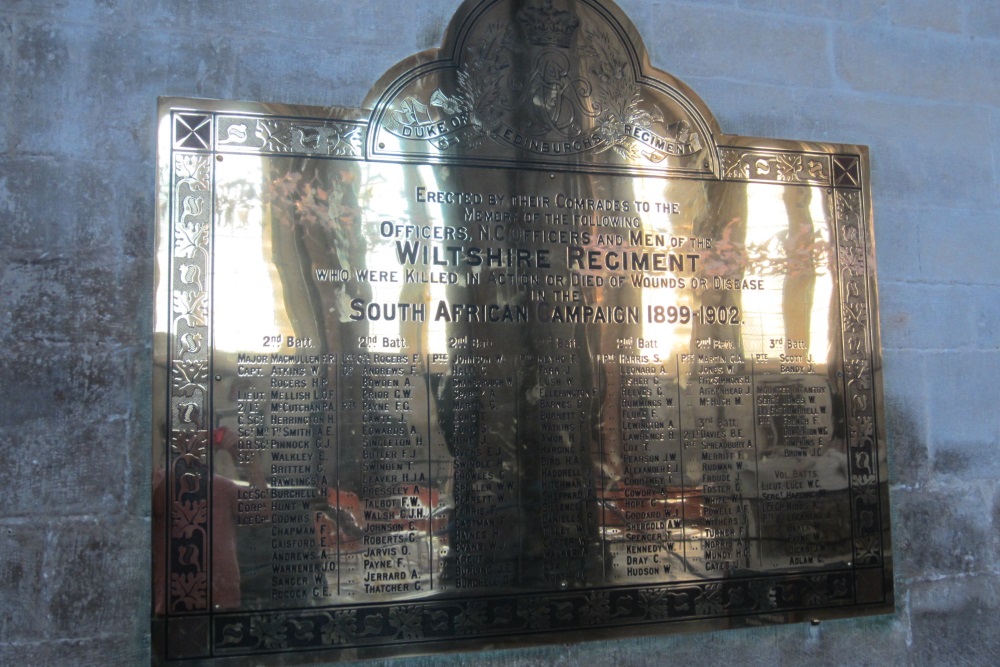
[[153, 0, 890, 663]]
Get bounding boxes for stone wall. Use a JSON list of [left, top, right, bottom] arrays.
[[1, 0, 997, 664]]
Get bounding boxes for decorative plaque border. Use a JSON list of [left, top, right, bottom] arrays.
[[154, 0, 890, 663]]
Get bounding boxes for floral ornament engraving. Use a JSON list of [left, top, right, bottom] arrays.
[[428, 610, 451, 632], [750, 579, 778, 610], [388, 605, 424, 640], [721, 149, 753, 180], [433, 22, 519, 148], [295, 124, 364, 156], [180, 195, 204, 224], [694, 584, 725, 615], [492, 604, 514, 627], [250, 615, 289, 650], [837, 190, 862, 220], [455, 601, 489, 635], [553, 601, 574, 622], [856, 534, 882, 564], [175, 155, 210, 191], [171, 431, 207, 466], [320, 610, 358, 645], [581, 29, 663, 159], [172, 500, 207, 539], [255, 120, 294, 153], [846, 359, 872, 391], [177, 401, 200, 426], [325, 125, 364, 156], [579, 591, 611, 625], [855, 482, 879, 510], [177, 544, 200, 567], [219, 623, 245, 646], [853, 451, 876, 484], [518, 597, 552, 629], [171, 572, 207, 611], [843, 301, 868, 334], [288, 619, 315, 642], [849, 415, 874, 442], [839, 244, 867, 277], [178, 332, 204, 356], [722, 150, 828, 184], [173, 291, 208, 328], [638, 588, 671, 620], [612, 595, 633, 618], [174, 221, 209, 259], [668, 591, 691, 613], [218, 123, 249, 145], [359, 613, 385, 637], [177, 471, 202, 497], [179, 263, 203, 289], [847, 334, 868, 357], [172, 360, 208, 397], [726, 585, 747, 610], [800, 576, 830, 606], [830, 576, 850, 600]]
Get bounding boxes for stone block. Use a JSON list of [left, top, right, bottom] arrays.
[[44, 516, 149, 639], [925, 351, 1000, 478], [888, 0, 963, 32], [882, 350, 930, 488], [994, 109, 1000, 206], [130, 0, 428, 47], [125, 345, 153, 519], [734, 0, 886, 21], [0, 520, 48, 643], [834, 23, 1000, 107], [231, 35, 409, 110], [0, 635, 149, 667], [792, 92, 994, 209], [2, 1, 130, 23], [0, 415, 131, 517], [0, 19, 12, 155], [964, 0, 1000, 39], [681, 77, 803, 139], [976, 286, 1000, 349], [0, 516, 147, 648], [12, 19, 238, 162], [918, 208, 1000, 286], [909, 574, 1000, 664], [892, 483, 997, 580], [878, 282, 977, 350], [0, 250, 148, 346], [640, 5, 834, 89], [0, 337, 132, 421], [0, 157, 154, 257], [871, 204, 924, 284]]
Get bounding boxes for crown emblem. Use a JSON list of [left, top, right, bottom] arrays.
[[517, 0, 580, 48]]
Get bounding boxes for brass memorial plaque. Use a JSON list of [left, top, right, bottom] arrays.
[[153, 0, 892, 663]]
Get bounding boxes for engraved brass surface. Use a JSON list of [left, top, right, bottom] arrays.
[[153, 1, 890, 664]]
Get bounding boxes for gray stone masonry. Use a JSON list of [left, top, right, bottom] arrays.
[[1, 0, 997, 664]]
